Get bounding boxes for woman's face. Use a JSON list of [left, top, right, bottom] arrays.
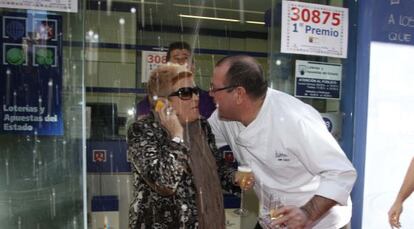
[[169, 77, 200, 124]]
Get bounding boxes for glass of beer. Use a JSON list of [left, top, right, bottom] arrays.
[[234, 164, 252, 216], [259, 194, 285, 228]]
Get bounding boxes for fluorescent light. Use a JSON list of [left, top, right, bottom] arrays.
[[179, 14, 264, 25], [129, 0, 162, 6], [246, 20, 265, 25], [174, 3, 264, 15], [179, 14, 239, 22]]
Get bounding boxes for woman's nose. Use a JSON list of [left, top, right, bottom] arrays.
[[193, 93, 200, 101]]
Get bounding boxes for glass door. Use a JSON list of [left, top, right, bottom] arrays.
[[0, 2, 86, 228]]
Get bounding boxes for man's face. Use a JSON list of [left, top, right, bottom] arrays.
[[169, 48, 191, 67], [209, 64, 236, 120]]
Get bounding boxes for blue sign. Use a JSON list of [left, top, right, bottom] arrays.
[[0, 13, 63, 135], [372, 0, 414, 46]]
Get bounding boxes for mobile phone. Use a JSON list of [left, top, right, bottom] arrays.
[[155, 100, 165, 112]]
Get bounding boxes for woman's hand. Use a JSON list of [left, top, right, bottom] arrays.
[[157, 100, 184, 139], [388, 200, 403, 228]]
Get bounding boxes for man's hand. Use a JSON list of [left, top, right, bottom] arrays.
[[271, 195, 337, 229], [270, 205, 312, 229]]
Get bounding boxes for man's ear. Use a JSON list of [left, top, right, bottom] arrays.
[[235, 86, 246, 105]]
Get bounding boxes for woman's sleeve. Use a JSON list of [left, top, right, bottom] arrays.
[[127, 120, 189, 196]]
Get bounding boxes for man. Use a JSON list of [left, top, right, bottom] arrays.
[[208, 55, 357, 229], [136, 41, 216, 119]]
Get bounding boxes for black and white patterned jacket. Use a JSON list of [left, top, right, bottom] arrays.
[[127, 113, 237, 229]]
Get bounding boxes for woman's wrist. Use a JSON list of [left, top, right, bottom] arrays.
[[395, 196, 404, 205], [171, 136, 184, 143], [171, 132, 183, 139]]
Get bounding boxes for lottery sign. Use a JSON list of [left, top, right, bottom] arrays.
[[140, 50, 167, 83], [281, 1, 348, 58]]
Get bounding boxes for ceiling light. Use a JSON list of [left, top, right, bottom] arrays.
[[179, 14, 239, 22], [179, 14, 264, 25], [174, 4, 264, 15], [138, 1, 163, 6], [127, 108, 135, 116], [246, 20, 265, 25], [276, 59, 282, 65]]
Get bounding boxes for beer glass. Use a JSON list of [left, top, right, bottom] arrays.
[[233, 164, 252, 216]]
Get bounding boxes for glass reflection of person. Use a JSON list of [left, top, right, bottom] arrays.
[[388, 158, 414, 228], [136, 41, 216, 119], [127, 64, 235, 229]]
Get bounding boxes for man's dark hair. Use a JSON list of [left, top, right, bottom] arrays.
[[166, 41, 192, 61], [216, 55, 267, 99]]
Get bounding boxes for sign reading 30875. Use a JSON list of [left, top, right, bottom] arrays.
[[281, 1, 349, 58]]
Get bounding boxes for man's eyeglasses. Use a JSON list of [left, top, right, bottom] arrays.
[[209, 84, 237, 93], [168, 86, 200, 100]]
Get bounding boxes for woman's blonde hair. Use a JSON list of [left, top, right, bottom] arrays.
[[147, 64, 193, 106]]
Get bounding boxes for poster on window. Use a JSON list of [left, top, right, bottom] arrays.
[[141, 50, 167, 83], [294, 60, 342, 99], [281, 1, 348, 58], [0, 13, 63, 136], [0, 0, 77, 13]]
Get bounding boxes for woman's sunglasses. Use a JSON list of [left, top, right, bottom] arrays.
[[168, 87, 200, 100]]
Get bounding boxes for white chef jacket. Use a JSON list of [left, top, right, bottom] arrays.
[[208, 88, 357, 229]]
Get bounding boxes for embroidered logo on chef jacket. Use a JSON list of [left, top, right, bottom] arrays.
[[275, 151, 290, 161]]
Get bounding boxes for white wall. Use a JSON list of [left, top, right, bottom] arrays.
[[363, 42, 414, 228]]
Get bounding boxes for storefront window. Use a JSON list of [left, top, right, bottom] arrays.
[[0, 3, 86, 229], [0, 0, 353, 228]]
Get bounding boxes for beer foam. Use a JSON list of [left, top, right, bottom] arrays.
[[238, 165, 252, 172]]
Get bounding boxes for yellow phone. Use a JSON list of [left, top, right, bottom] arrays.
[[155, 100, 165, 112]]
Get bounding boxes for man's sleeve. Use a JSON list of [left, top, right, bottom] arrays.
[[207, 110, 228, 148], [292, 113, 357, 206]]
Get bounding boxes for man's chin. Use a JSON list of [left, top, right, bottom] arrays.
[[218, 112, 231, 121]]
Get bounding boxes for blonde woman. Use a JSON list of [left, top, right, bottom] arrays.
[[127, 64, 236, 229]]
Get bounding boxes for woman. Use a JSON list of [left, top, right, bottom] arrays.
[[128, 64, 236, 229], [388, 157, 414, 228]]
